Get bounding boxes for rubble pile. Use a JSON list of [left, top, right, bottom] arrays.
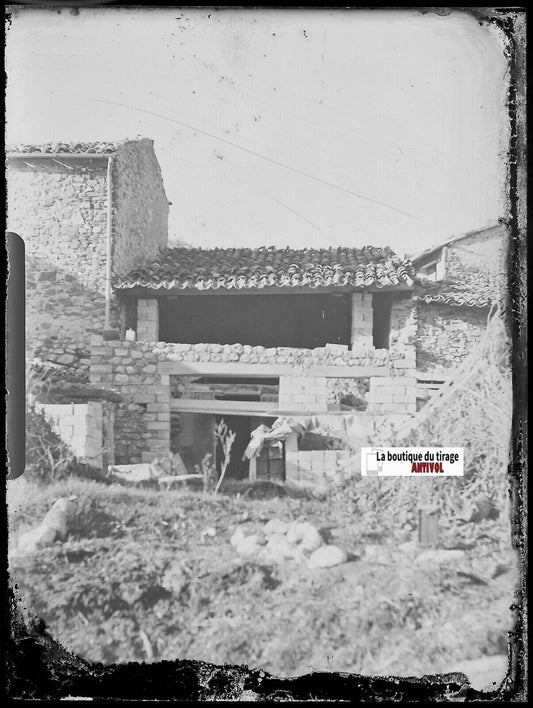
[[230, 518, 348, 569]]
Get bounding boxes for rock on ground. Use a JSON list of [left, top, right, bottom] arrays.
[[17, 498, 76, 553], [308, 544, 348, 569]]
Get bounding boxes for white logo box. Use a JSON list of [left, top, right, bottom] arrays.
[[361, 447, 464, 476]]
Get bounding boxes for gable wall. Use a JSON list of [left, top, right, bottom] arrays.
[[7, 140, 168, 380]]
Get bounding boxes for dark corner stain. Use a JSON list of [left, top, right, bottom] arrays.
[[478, 7, 527, 704], [5, 583, 519, 701]]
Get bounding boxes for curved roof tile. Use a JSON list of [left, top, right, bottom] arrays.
[[412, 278, 496, 307], [115, 246, 415, 292]]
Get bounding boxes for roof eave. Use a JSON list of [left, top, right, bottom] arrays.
[[115, 281, 415, 295], [7, 152, 114, 160]]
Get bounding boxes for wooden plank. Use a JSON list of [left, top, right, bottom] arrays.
[[171, 399, 279, 415], [249, 456, 257, 482], [159, 361, 294, 377], [305, 365, 388, 378], [170, 399, 357, 417], [158, 360, 388, 378]]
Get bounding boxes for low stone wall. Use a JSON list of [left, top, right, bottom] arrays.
[[113, 338, 413, 369], [285, 449, 356, 488], [35, 402, 104, 468]]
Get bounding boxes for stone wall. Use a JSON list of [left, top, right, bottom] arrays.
[[35, 401, 104, 468], [7, 159, 110, 290], [445, 224, 508, 289], [121, 335, 399, 369], [27, 268, 121, 381], [390, 297, 417, 347], [6, 139, 168, 373], [415, 303, 489, 373], [90, 342, 171, 464], [279, 377, 329, 412], [368, 376, 417, 415]]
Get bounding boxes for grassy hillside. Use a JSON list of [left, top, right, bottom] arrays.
[[8, 475, 516, 680]]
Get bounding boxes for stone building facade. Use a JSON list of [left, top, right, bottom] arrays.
[[6, 139, 169, 379], [10, 138, 506, 484], [411, 223, 508, 376]]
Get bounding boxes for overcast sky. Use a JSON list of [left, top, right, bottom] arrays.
[[6, 7, 510, 256]]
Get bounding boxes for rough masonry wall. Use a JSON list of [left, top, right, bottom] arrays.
[[90, 341, 171, 464], [112, 139, 169, 278], [7, 140, 169, 375], [7, 160, 118, 371], [445, 224, 508, 290], [390, 297, 417, 347], [7, 160, 109, 290], [415, 303, 489, 373]]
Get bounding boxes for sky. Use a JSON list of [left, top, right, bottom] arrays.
[[6, 7, 510, 257]]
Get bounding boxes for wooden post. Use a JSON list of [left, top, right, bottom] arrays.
[[418, 505, 439, 547]]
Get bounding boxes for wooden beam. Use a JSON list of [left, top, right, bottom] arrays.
[[115, 284, 412, 298], [159, 361, 293, 377], [170, 398, 367, 417], [159, 360, 389, 378], [171, 399, 279, 416]]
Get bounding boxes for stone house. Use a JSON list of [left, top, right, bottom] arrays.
[[7, 139, 507, 487], [410, 223, 508, 397]]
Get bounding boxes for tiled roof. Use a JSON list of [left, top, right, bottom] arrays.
[[412, 279, 495, 307], [115, 246, 416, 291], [7, 140, 123, 155]]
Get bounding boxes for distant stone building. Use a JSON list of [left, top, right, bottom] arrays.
[[411, 223, 509, 375]]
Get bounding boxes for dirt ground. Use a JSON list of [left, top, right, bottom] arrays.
[[7, 475, 517, 684]]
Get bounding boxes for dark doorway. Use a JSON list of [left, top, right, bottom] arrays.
[[159, 293, 351, 349]]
